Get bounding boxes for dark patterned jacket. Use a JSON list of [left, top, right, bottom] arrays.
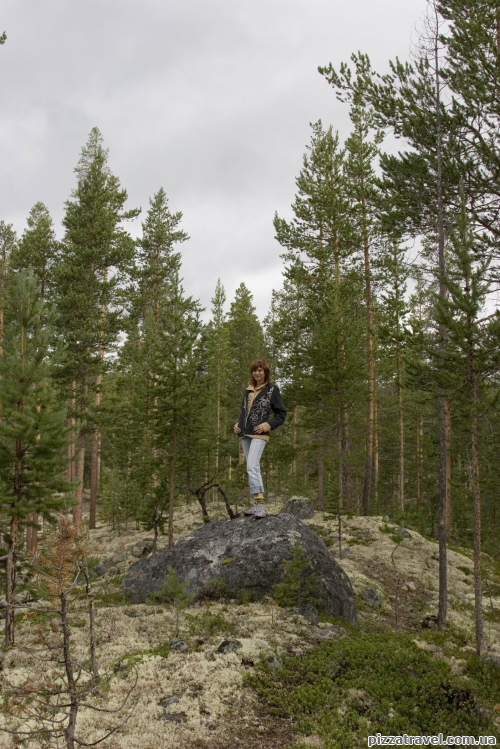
[[236, 382, 286, 437]]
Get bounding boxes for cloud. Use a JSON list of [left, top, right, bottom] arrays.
[[1, 0, 428, 316]]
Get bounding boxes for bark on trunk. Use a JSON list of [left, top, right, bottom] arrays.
[[362, 219, 375, 516], [317, 441, 325, 511], [67, 381, 76, 484], [468, 311, 483, 654], [445, 398, 452, 531], [433, 1, 449, 630], [73, 431, 86, 526], [89, 379, 101, 530], [396, 349, 404, 511], [61, 593, 78, 749], [5, 516, 18, 649], [373, 398, 379, 513], [291, 406, 298, 475], [416, 413, 423, 509], [26, 514, 38, 554], [168, 423, 177, 548], [341, 408, 352, 509]]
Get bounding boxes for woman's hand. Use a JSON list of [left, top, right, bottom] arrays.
[[234, 423, 241, 434], [253, 422, 270, 434]]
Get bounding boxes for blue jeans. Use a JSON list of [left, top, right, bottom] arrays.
[[241, 437, 266, 495]]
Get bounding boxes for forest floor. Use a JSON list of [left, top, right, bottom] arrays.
[[1, 500, 499, 748]]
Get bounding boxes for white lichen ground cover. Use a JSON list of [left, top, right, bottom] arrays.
[[1, 503, 498, 748]]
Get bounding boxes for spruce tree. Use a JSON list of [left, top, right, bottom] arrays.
[[0, 271, 70, 647]]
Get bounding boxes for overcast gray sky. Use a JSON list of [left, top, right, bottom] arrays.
[[1, 0, 427, 319]]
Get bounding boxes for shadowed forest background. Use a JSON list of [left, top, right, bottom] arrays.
[[1, 0, 500, 657]]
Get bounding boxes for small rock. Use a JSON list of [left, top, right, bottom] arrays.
[[131, 539, 154, 558], [266, 654, 282, 669], [281, 496, 315, 519], [216, 639, 242, 654], [124, 608, 140, 618], [267, 493, 281, 504], [93, 564, 107, 578], [361, 588, 381, 607], [158, 711, 187, 723], [393, 527, 411, 539], [481, 654, 500, 668], [159, 695, 180, 708], [339, 547, 354, 559], [169, 638, 187, 652], [284, 605, 319, 625], [420, 615, 439, 629], [405, 581, 416, 592], [110, 553, 127, 564], [312, 624, 347, 640]]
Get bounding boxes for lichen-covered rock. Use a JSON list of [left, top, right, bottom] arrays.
[[124, 514, 357, 625], [131, 538, 154, 558], [361, 587, 381, 607], [280, 496, 315, 519]]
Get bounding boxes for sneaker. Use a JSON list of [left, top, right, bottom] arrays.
[[253, 503, 267, 518]]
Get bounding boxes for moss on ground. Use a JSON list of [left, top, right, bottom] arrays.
[[245, 631, 499, 749]]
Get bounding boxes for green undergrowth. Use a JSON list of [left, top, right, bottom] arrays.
[[245, 631, 499, 749], [185, 606, 237, 637]]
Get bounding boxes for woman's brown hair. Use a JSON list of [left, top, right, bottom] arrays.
[[249, 359, 271, 387]]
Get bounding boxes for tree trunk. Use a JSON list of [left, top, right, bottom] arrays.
[[317, 440, 325, 511], [61, 593, 78, 749], [373, 398, 379, 514], [362, 216, 375, 516], [416, 413, 423, 510], [67, 381, 76, 484], [26, 514, 38, 554], [291, 406, 298, 475], [445, 399, 452, 531], [168, 422, 177, 548], [396, 347, 405, 511], [433, 1, 449, 630], [89, 376, 101, 530], [73, 430, 86, 526], [5, 515, 18, 649]]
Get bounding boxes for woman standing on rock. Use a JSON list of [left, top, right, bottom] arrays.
[[234, 359, 286, 518]]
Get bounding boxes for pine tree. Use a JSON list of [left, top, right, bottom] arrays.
[[226, 283, 266, 408], [0, 271, 70, 648], [9, 203, 60, 551], [377, 239, 410, 511], [0, 222, 17, 354], [315, 68, 383, 514], [438, 0, 500, 245], [55, 128, 138, 528], [203, 280, 231, 485], [154, 269, 203, 547], [435, 188, 495, 655], [10, 202, 59, 300], [273, 122, 363, 508]]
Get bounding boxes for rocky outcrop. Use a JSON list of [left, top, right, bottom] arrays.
[[123, 514, 357, 625]]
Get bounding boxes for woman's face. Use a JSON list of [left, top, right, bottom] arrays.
[[252, 366, 265, 384]]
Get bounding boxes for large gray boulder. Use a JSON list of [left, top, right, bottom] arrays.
[[123, 514, 357, 626]]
